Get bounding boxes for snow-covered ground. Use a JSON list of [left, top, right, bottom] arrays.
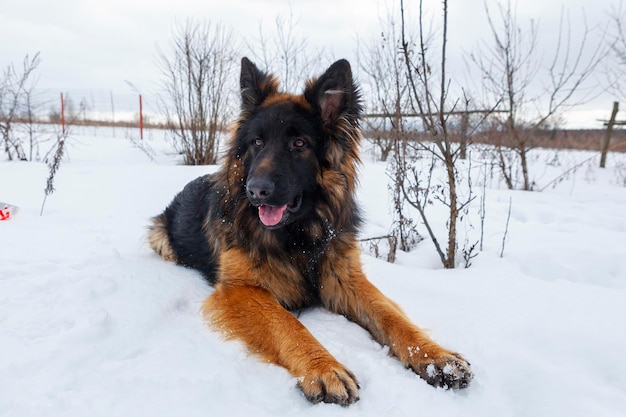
[[2, 128, 626, 417]]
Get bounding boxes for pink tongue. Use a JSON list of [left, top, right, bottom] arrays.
[[258, 204, 288, 227]]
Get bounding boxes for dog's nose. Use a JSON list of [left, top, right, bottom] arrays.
[[246, 177, 275, 201]]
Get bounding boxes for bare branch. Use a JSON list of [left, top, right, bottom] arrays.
[[470, 1, 607, 190], [0, 52, 42, 161], [245, 10, 325, 92], [156, 20, 237, 165]]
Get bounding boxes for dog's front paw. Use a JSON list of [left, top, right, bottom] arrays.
[[410, 350, 473, 389], [297, 361, 360, 406]]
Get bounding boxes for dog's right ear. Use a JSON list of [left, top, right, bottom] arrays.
[[303, 59, 361, 129], [240, 57, 279, 113]]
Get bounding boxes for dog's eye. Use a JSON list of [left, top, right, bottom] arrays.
[[292, 138, 307, 148], [253, 137, 263, 147]]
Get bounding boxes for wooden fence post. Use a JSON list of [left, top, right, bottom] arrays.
[[600, 101, 619, 168]]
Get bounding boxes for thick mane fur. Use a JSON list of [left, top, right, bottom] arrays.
[[211, 93, 363, 262]]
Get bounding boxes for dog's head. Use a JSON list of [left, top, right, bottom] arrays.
[[231, 57, 362, 230]]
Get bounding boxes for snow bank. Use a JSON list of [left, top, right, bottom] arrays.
[[1, 131, 625, 416]]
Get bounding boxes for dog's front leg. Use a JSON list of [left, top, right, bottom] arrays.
[[320, 246, 473, 389], [202, 283, 360, 405]]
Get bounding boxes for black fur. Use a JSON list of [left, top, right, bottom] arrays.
[[162, 175, 219, 282], [154, 57, 363, 306]]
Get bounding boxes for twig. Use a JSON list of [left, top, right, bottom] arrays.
[[500, 196, 512, 258], [462, 240, 479, 268], [40, 131, 68, 216], [358, 234, 395, 242], [128, 133, 157, 162], [479, 165, 487, 251]]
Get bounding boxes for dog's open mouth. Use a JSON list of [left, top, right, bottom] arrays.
[[258, 192, 303, 227]]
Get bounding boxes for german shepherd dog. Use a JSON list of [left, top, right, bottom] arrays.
[[148, 57, 472, 405]]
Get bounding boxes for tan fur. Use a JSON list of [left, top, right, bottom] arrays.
[[261, 92, 312, 110], [202, 246, 360, 405], [216, 247, 312, 308], [202, 234, 471, 404], [147, 214, 177, 262], [203, 283, 359, 405], [317, 243, 468, 379]]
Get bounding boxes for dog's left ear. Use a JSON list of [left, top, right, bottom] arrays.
[[240, 57, 279, 114], [304, 59, 361, 128]]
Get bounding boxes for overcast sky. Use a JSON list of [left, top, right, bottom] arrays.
[[0, 0, 621, 127]]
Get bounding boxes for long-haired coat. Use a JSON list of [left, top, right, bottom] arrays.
[[148, 57, 472, 405]]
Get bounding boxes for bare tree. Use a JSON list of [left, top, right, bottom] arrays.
[[0, 53, 41, 161], [607, 3, 626, 100], [398, 0, 476, 269], [471, 0, 608, 190], [17, 84, 53, 162], [358, 12, 410, 162], [247, 11, 325, 93], [157, 20, 237, 165], [356, 8, 424, 258]]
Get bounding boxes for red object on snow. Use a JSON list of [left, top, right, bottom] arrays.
[[0, 203, 17, 221]]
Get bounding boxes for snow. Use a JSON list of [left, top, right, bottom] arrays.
[[2, 128, 626, 417]]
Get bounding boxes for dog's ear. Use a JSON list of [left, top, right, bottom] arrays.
[[240, 57, 279, 113], [304, 59, 361, 128]]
